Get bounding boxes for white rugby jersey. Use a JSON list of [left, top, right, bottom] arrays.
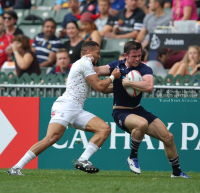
[[60, 55, 96, 108]]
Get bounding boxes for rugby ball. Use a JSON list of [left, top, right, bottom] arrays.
[[125, 70, 142, 97]]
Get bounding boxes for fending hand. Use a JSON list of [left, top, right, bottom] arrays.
[[111, 68, 121, 79]]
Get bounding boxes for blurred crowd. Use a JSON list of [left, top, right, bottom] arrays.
[[0, 0, 200, 78]]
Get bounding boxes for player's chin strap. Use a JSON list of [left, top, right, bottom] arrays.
[[109, 75, 115, 82]]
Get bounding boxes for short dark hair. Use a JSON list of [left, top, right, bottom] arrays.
[[124, 41, 142, 55], [81, 41, 100, 55], [43, 18, 56, 27], [4, 11, 18, 20], [66, 20, 79, 30], [0, 14, 3, 20], [155, 0, 165, 8]]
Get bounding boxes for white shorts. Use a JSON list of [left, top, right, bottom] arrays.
[[49, 100, 96, 130]]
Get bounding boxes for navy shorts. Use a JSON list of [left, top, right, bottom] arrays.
[[112, 106, 157, 134]]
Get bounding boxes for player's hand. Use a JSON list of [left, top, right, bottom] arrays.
[[86, 54, 94, 62], [111, 68, 120, 79], [122, 75, 130, 88]]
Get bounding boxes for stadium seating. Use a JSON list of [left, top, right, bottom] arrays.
[[98, 50, 120, 66], [14, 9, 30, 26], [101, 39, 132, 54], [19, 25, 42, 39], [29, 9, 55, 20], [41, 0, 55, 7], [54, 9, 72, 24]]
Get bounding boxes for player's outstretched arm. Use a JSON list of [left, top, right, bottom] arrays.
[[122, 75, 154, 93], [101, 84, 113, 94], [94, 65, 111, 76], [86, 68, 120, 92]]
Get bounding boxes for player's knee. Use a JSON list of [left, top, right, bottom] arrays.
[[100, 125, 111, 138], [164, 132, 174, 146], [45, 135, 61, 146], [138, 120, 148, 132]]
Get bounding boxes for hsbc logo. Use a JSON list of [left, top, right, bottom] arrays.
[[52, 122, 200, 150], [0, 110, 17, 155]]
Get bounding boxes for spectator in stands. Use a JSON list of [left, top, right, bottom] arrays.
[[11, 35, 40, 77], [32, 18, 62, 67], [104, 0, 145, 39], [4, 11, 23, 36], [95, 0, 115, 37], [80, 0, 98, 14], [138, 0, 150, 14], [157, 47, 186, 69], [3, 0, 31, 11], [168, 45, 200, 76], [48, 48, 70, 76], [78, 12, 101, 46], [96, 0, 126, 16], [54, 0, 68, 11], [172, 0, 198, 21], [164, 0, 172, 8], [0, 14, 13, 67], [58, 0, 81, 38], [63, 21, 84, 65], [136, 0, 171, 49]]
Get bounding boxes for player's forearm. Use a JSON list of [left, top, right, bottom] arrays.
[[96, 78, 112, 92], [128, 81, 153, 93], [101, 84, 113, 94]]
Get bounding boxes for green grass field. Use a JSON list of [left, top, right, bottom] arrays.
[[1, 169, 200, 193]]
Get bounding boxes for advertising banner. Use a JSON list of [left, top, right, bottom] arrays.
[[0, 97, 39, 169], [149, 34, 200, 51], [39, 98, 200, 172]]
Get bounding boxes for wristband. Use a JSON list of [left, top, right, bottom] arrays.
[[109, 75, 115, 82]]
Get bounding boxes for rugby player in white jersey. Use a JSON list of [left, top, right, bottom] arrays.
[[8, 41, 120, 175]]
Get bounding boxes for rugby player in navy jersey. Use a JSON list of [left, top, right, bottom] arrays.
[[94, 41, 190, 178]]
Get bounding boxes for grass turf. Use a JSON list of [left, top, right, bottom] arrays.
[[1, 169, 200, 193]]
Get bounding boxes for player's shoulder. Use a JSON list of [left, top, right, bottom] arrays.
[[140, 62, 153, 74], [108, 59, 123, 67]]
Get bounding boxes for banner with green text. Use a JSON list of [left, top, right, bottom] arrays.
[[39, 98, 200, 172]]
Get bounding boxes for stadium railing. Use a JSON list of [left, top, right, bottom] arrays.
[[0, 73, 200, 98]]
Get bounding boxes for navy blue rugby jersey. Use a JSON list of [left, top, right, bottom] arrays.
[[108, 59, 153, 107]]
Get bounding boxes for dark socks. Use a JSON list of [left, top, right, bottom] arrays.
[[130, 137, 141, 159], [169, 156, 182, 175]]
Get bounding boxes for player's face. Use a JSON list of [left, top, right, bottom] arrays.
[[90, 46, 101, 65], [56, 52, 70, 69], [43, 21, 56, 39], [125, 49, 142, 67], [188, 47, 199, 63]]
